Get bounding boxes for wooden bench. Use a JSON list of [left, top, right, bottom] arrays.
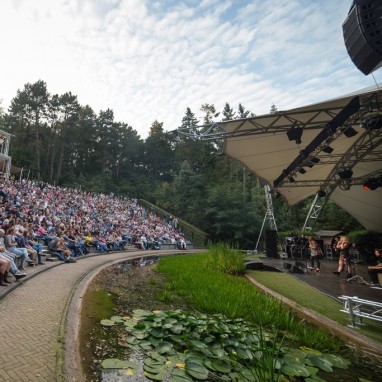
[[339, 295, 382, 327]]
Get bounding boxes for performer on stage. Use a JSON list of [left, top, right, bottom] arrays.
[[308, 236, 320, 272], [332, 235, 352, 279], [368, 249, 382, 287]]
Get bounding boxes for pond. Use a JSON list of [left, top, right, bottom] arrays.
[[79, 259, 382, 382], [80, 258, 192, 381]]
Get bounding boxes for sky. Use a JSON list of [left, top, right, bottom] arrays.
[[0, 0, 379, 138]]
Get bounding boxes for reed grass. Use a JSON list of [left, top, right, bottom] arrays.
[[157, 250, 340, 352]]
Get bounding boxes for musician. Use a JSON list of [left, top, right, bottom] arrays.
[[367, 249, 382, 287], [332, 235, 352, 279], [308, 236, 320, 272]]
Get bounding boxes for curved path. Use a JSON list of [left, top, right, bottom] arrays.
[[0, 249, 204, 382]]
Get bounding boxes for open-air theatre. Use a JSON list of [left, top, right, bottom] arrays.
[[179, 84, 382, 233]]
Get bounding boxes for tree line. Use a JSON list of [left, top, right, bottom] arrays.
[[0, 80, 363, 248]]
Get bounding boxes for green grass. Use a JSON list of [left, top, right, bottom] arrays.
[[157, 252, 342, 352], [247, 270, 382, 344]]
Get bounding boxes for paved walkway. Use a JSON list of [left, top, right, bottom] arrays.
[[0, 249, 198, 382]]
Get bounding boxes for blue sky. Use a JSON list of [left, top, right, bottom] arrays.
[[0, 0, 379, 138]]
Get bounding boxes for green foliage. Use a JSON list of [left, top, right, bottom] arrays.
[[347, 230, 382, 253], [157, 254, 340, 352], [101, 309, 350, 382], [204, 243, 246, 275]]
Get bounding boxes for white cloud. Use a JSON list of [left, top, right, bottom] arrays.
[[0, 0, 378, 138]]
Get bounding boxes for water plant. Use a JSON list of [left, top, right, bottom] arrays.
[[204, 242, 246, 275], [157, 253, 341, 352], [100, 309, 351, 381]]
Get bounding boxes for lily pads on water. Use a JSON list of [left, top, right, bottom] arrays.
[[100, 310, 353, 382], [101, 358, 138, 373]]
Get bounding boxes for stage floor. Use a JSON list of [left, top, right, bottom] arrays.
[[261, 257, 382, 303]]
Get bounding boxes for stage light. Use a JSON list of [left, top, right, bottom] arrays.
[[317, 189, 326, 198], [338, 168, 353, 180], [364, 115, 382, 130], [298, 168, 306, 174], [363, 177, 382, 190], [322, 146, 334, 154], [287, 126, 303, 144], [343, 126, 358, 138], [310, 157, 320, 164]]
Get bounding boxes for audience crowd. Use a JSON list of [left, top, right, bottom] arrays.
[[0, 178, 188, 286]]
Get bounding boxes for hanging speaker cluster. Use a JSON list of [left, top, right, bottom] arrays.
[[343, 0, 382, 75]]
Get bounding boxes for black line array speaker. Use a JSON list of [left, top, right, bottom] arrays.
[[343, 0, 382, 75], [265, 229, 278, 258]]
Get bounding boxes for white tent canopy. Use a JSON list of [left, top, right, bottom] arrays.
[[214, 84, 382, 232]]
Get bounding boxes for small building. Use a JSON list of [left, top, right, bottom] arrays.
[[314, 230, 343, 258]]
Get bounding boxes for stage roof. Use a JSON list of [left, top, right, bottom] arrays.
[[220, 84, 382, 231], [190, 84, 382, 232]]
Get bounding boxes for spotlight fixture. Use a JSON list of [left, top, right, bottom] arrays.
[[310, 157, 320, 164], [343, 126, 358, 138], [322, 146, 334, 154], [317, 189, 326, 198], [287, 126, 303, 144], [363, 177, 382, 191], [364, 115, 382, 130], [288, 176, 296, 183], [298, 168, 306, 174], [338, 168, 353, 180]]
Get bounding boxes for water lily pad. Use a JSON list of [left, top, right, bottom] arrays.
[[157, 341, 174, 354], [100, 319, 115, 326], [170, 368, 194, 381], [140, 340, 153, 350], [151, 328, 165, 338], [101, 358, 138, 371], [170, 324, 185, 334], [300, 347, 322, 356], [308, 356, 333, 372], [185, 360, 209, 380], [284, 347, 308, 359], [131, 329, 149, 339], [321, 353, 350, 369], [144, 370, 167, 381], [110, 315, 125, 323], [150, 351, 167, 362], [209, 359, 231, 373], [133, 309, 152, 317], [280, 362, 310, 377]]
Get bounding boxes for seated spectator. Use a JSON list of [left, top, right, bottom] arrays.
[[36, 222, 55, 245], [5, 226, 34, 269], [0, 229, 26, 279], [26, 229, 45, 264], [177, 236, 187, 250], [48, 237, 75, 262], [95, 235, 109, 253], [17, 229, 38, 265], [64, 230, 85, 256], [368, 249, 382, 287], [0, 255, 11, 286]]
